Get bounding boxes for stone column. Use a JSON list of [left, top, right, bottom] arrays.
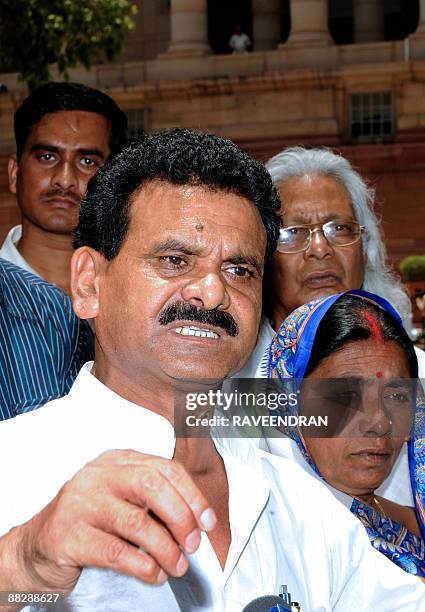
[[286, 0, 332, 46], [252, 0, 282, 51], [165, 0, 210, 56], [353, 0, 385, 43]]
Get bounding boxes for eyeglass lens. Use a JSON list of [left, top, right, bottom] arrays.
[[278, 221, 361, 252]]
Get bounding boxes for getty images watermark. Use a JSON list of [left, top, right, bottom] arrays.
[[173, 379, 330, 438], [184, 388, 327, 428], [174, 377, 418, 438]]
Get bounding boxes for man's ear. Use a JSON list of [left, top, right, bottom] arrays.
[[8, 154, 18, 194], [71, 247, 103, 319]]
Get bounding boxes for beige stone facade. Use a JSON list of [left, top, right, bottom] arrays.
[[0, 0, 424, 278]]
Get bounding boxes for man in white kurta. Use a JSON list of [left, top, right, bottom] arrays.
[[1, 130, 424, 611]]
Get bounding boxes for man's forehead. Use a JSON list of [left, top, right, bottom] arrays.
[[129, 181, 264, 227], [25, 110, 111, 148], [125, 180, 267, 255]]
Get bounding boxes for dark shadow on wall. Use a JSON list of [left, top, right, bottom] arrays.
[[281, 0, 291, 44], [328, 0, 354, 44], [328, 0, 420, 45], [385, 0, 419, 40]]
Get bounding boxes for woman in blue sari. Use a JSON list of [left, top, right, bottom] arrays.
[[266, 289, 425, 577]]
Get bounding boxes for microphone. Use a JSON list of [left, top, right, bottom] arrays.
[[242, 595, 292, 612]]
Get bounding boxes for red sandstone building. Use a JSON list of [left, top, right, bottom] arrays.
[[0, 0, 424, 267]]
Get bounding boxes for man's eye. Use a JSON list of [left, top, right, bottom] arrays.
[[228, 265, 252, 277], [81, 158, 96, 167], [37, 153, 55, 162], [161, 255, 186, 268], [281, 226, 303, 236]]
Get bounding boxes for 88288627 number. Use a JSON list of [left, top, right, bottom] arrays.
[[0, 591, 61, 605]]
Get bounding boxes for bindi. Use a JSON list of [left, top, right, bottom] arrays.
[[376, 371, 383, 379], [195, 223, 204, 232]]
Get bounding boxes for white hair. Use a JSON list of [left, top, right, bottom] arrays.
[[266, 146, 413, 330]]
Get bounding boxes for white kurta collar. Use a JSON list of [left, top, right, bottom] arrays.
[[67, 362, 176, 459]]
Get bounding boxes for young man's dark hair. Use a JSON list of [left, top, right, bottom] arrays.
[[75, 128, 281, 261], [14, 82, 128, 160]]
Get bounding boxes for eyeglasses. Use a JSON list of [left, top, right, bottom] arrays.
[[277, 220, 365, 254]]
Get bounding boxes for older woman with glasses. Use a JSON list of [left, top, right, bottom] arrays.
[[264, 290, 425, 578]]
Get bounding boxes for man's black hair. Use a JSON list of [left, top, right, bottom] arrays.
[[305, 294, 418, 378], [14, 82, 128, 160], [74, 128, 280, 261]]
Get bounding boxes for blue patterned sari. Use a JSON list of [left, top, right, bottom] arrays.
[[266, 290, 425, 577]]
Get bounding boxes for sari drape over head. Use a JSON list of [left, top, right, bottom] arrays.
[[266, 290, 425, 577]]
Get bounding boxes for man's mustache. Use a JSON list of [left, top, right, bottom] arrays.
[[42, 189, 81, 205], [158, 301, 238, 337]]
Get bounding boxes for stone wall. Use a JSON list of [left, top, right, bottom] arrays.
[[1, 0, 424, 270]]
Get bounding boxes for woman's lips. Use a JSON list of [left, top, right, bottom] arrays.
[[303, 271, 340, 288], [350, 449, 392, 465]]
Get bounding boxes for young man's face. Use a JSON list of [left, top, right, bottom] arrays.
[[8, 110, 111, 235], [75, 181, 267, 394]]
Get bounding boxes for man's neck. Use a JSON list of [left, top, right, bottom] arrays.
[[174, 435, 230, 570], [17, 223, 73, 294], [96, 361, 224, 474], [94, 360, 178, 420], [94, 356, 225, 426]]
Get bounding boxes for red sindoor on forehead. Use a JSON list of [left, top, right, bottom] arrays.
[[364, 310, 384, 343]]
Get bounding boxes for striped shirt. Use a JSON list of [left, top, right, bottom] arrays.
[[0, 258, 94, 420]]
